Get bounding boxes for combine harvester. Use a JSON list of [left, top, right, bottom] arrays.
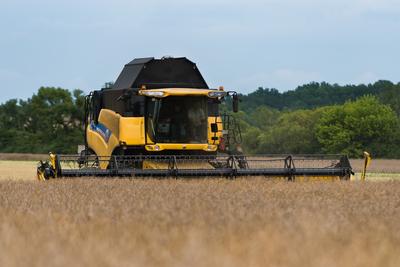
[[37, 57, 353, 180]]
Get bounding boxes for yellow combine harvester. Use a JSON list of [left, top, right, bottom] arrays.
[[37, 57, 353, 180]]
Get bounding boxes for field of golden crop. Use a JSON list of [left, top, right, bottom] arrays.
[[0, 158, 400, 267]]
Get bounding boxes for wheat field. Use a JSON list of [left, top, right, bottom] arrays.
[[0, 159, 400, 267]]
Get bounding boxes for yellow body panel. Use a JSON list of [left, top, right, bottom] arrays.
[[208, 116, 222, 145], [119, 117, 145, 145], [145, 143, 217, 152], [99, 109, 120, 137], [87, 110, 148, 158], [87, 129, 119, 169]]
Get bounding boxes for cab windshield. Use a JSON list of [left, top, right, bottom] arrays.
[[146, 96, 208, 143]]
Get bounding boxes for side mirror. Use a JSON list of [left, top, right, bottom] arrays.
[[232, 94, 239, 113], [211, 123, 218, 133]]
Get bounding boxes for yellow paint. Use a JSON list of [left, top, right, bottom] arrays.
[[361, 151, 372, 181], [87, 109, 121, 169], [49, 153, 57, 177], [143, 160, 213, 169], [145, 143, 217, 152], [146, 133, 155, 144], [294, 176, 342, 182], [37, 169, 45, 181], [208, 116, 222, 145], [98, 109, 120, 138], [119, 117, 145, 145], [87, 127, 119, 169], [255, 176, 344, 181]]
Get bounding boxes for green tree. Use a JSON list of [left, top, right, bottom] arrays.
[[378, 82, 400, 116], [249, 106, 280, 130], [0, 87, 85, 153], [257, 109, 323, 154], [233, 106, 280, 153], [241, 126, 262, 153], [239, 80, 397, 112], [315, 96, 399, 157]]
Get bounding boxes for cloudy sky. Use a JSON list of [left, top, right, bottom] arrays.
[[0, 0, 399, 103]]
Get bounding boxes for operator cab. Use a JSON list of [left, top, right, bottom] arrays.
[[146, 96, 208, 144]]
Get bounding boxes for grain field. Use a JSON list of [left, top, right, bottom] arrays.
[[1, 178, 400, 267], [1, 158, 400, 266]]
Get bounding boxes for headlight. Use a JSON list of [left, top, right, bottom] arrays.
[[140, 91, 166, 97], [208, 91, 227, 98]]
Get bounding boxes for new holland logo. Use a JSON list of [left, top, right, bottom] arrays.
[[90, 122, 112, 143]]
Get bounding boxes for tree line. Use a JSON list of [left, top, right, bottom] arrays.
[[231, 80, 400, 158], [236, 96, 400, 158], [0, 88, 85, 153], [239, 80, 400, 116], [1, 81, 400, 157]]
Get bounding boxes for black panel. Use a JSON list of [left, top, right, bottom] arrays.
[[111, 57, 209, 90], [112, 65, 143, 91], [208, 99, 219, 116], [127, 57, 154, 65], [125, 95, 145, 117], [100, 89, 145, 117], [101, 89, 126, 115]]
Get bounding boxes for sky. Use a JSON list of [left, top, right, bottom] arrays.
[[0, 0, 400, 103]]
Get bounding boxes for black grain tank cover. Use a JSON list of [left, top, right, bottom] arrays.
[[111, 57, 209, 90]]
